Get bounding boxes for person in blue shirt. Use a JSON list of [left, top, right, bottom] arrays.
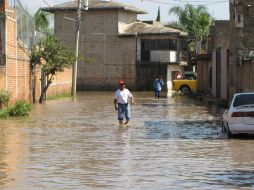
[[153, 76, 164, 99]]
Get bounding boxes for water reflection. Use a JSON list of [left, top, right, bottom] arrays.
[[0, 92, 253, 189], [144, 120, 221, 140]]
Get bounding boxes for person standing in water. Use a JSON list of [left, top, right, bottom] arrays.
[[153, 76, 164, 99], [114, 80, 134, 125]]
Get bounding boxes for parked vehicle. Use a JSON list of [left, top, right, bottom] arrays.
[[172, 79, 197, 93], [172, 71, 197, 93], [222, 92, 254, 136]]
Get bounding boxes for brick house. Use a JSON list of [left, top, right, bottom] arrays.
[[43, 0, 189, 92], [0, 0, 73, 104]]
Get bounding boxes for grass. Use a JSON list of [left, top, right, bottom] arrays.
[[46, 92, 72, 100]]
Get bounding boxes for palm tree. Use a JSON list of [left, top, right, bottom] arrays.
[[34, 8, 52, 34], [169, 4, 212, 53]]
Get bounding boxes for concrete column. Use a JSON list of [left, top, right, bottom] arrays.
[[167, 64, 183, 97]]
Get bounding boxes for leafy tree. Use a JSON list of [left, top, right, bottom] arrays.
[[34, 8, 53, 34], [169, 4, 212, 53], [31, 35, 77, 103]]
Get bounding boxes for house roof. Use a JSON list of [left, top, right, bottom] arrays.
[[42, 0, 146, 14], [119, 21, 188, 37]]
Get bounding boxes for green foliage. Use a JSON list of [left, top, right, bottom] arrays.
[[0, 100, 32, 118], [169, 4, 213, 53], [30, 35, 77, 103], [9, 100, 32, 116], [46, 92, 71, 100], [156, 7, 161, 22], [31, 35, 76, 73], [34, 8, 53, 34], [0, 90, 10, 107], [166, 21, 183, 30], [0, 108, 10, 118]]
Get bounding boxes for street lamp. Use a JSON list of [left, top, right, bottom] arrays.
[[72, 0, 110, 96]]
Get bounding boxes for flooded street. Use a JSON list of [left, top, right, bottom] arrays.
[[0, 92, 254, 190]]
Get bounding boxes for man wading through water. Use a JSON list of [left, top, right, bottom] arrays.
[[114, 80, 134, 125]]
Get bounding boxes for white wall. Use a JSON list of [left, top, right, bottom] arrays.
[[167, 64, 183, 93]]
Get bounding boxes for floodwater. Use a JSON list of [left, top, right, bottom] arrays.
[[0, 92, 254, 190]]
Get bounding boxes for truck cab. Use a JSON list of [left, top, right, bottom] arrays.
[[172, 72, 197, 93]]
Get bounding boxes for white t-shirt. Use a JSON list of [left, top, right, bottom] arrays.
[[114, 88, 133, 104]]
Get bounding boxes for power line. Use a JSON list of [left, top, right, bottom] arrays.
[[42, 0, 52, 7], [143, 0, 227, 6], [171, 0, 226, 2]]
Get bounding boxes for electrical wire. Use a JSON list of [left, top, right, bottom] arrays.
[[42, 0, 52, 7], [143, 0, 227, 6]]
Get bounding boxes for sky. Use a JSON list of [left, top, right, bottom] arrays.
[[13, 0, 229, 22]]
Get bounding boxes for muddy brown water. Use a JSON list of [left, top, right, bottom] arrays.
[[0, 92, 254, 190]]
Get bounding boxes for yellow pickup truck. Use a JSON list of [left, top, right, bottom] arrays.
[[172, 79, 197, 93]]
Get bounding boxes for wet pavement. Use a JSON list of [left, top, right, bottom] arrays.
[[0, 92, 254, 190]]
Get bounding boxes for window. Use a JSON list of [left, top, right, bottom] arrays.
[[233, 94, 254, 107], [140, 39, 178, 62], [238, 14, 241, 22], [141, 39, 177, 51]]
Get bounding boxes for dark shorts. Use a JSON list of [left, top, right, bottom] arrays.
[[118, 103, 130, 121]]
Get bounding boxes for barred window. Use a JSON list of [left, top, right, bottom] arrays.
[[141, 39, 177, 51]]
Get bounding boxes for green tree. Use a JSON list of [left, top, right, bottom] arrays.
[[169, 4, 212, 53], [34, 8, 52, 34], [156, 6, 160, 22], [31, 35, 77, 103]]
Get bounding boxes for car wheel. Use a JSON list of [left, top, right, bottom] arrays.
[[225, 123, 233, 138], [180, 85, 191, 94], [221, 121, 226, 133]]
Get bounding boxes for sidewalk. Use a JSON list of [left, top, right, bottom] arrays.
[[197, 95, 228, 107]]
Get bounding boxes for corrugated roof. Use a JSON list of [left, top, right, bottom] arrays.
[[119, 21, 188, 36], [42, 0, 146, 14]]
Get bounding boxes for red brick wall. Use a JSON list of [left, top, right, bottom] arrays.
[[6, 9, 18, 104], [1, 0, 72, 104], [2, 3, 32, 104], [0, 67, 5, 90], [0, 0, 7, 12]]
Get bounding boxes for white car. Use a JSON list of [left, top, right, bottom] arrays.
[[222, 92, 254, 136]]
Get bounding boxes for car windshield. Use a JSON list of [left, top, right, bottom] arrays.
[[233, 94, 254, 107]]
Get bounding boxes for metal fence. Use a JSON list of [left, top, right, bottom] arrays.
[[12, 0, 40, 49]]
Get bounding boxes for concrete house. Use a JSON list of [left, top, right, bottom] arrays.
[[196, 20, 230, 100], [43, 0, 188, 92], [228, 0, 254, 98]]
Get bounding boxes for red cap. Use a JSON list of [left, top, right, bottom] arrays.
[[119, 80, 125, 85]]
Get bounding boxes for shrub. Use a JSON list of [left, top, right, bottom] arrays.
[[0, 90, 10, 108], [0, 108, 10, 118], [9, 100, 32, 116]]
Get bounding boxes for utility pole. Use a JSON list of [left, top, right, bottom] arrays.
[[71, 0, 108, 96], [72, 0, 82, 96]]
